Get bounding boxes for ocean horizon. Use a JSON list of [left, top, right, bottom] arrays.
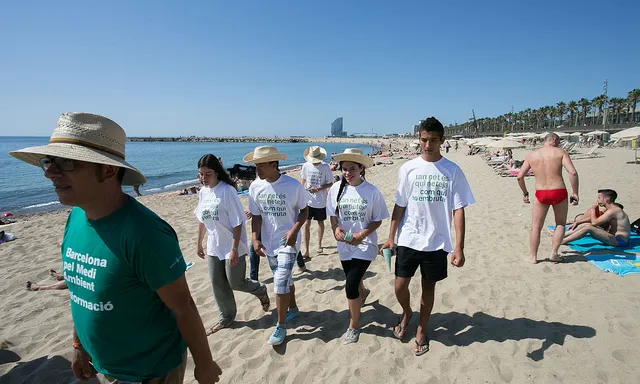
[[0, 137, 373, 215]]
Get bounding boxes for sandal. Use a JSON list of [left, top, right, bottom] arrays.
[[414, 338, 430, 356], [393, 313, 413, 339], [206, 321, 228, 336]]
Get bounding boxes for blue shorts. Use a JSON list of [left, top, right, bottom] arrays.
[[614, 236, 629, 247], [267, 247, 297, 294]]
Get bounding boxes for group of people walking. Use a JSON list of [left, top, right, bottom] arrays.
[[9, 113, 474, 383]]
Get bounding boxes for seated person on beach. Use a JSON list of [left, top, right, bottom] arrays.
[[566, 189, 620, 232], [26, 269, 68, 291], [177, 186, 201, 195], [561, 192, 632, 248]]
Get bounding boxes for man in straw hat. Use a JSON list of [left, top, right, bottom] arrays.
[[381, 117, 475, 356], [300, 145, 334, 260], [244, 145, 311, 346], [10, 113, 221, 383]]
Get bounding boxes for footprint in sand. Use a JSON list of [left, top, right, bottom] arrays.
[[612, 349, 638, 363], [460, 284, 476, 296], [490, 355, 514, 383], [617, 320, 638, 337], [441, 292, 454, 309]]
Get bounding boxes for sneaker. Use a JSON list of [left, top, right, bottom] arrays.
[[285, 308, 300, 323], [342, 328, 360, 344], [267, 326, 286, 345]]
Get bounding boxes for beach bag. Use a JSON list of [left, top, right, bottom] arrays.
[[227, 164, 256, 181], [631, 218, 640, 234]]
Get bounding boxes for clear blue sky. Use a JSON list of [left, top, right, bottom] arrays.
[[1, 0, 638, 137]]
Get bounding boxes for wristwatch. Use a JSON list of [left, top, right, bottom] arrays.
[[523, 192, 529, 197]]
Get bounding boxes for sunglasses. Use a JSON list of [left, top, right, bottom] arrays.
[[39, 157, 75, 172]]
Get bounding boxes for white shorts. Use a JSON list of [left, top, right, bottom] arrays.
[[267, 247, 297, 294]]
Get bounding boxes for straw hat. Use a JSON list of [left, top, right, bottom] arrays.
[[333, 148, 374, 168], [243, 146, 288, 164], [303, 145, 327, 163], [9, 112, 146, 186]]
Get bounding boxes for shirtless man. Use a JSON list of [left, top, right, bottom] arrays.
[[561, 197, 631, 247], [517, 133, 579, 263], [564, 189, 619, 235]]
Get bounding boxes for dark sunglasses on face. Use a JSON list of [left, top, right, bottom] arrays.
[[39, 157, 75, 172]]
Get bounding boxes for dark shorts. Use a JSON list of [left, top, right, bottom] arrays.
[[307, 207, 327, 221], [395, 246, 448, 281]]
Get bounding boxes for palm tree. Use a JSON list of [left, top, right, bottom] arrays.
[[579, 98, 591, 126], [592, 95, 607, 125], [568, 101, 578, 127], [556, 101, 567, 126], [609, 97, 625, 124], [628, 89, 640, 123]]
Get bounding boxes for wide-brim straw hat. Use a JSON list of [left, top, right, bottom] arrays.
[[304, 145, 327, 163], [333, 148, 374, 168], [9, 112, 146, 186], [243, 146, 288, 164]]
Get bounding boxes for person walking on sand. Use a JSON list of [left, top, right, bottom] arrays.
[[516, 133, 579, 264], [300, 146, 334, 260], [327, 149, 389, 344], [381, 117, 475, 356], [194, 154, 271, 335], [10, 113, 221, 383], [245, 146, 310, 346]]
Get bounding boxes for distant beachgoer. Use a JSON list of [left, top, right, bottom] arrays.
[[245, 146, 310, 346], [9, 112, 221, 383], [381, 117, 475, 356], [517, 133, 579, 264], [327, 149, 388, 344], [133, 184, 142, 197], [27, 269, 68, 291], [560, 190, 631, 248], [300, 146, 334, 260], [194, 154, 270, 335]]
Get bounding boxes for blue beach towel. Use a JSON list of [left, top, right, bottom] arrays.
[[547, 226, 640, 253], [237, 190, 249, 197], [584, 254, 640, 276]]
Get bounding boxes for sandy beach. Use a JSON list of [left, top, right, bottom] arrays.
[[1, 145, 639, 383]]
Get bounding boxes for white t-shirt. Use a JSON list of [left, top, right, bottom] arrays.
[[300, 162, 334, 208], [194, 183, 249, 260], [248, 174, 311, 256], [327, 181, 390, 261], [395, 156, 475, 253]]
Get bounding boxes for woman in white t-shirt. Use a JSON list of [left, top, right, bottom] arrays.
[[194, 154, 270, 335], [327, 149, 390, 344]]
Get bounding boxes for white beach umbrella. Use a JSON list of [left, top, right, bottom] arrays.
[[472, 137, 497, 147], [570, 132, 582, 137], [538, 132, 550, 138], [586, 130, 608, 136], [611, 127, 640, 139], [486, 139, 525, 149], [554, 132, 569, 138]]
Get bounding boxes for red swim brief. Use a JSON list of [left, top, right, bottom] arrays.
[[535, 189, 568, 205]]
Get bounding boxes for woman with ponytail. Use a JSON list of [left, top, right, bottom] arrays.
[[326, 149, 389, 344], [194, 154, 270, 335]]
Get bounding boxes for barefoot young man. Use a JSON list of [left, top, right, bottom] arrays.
[[10, 113, 221, 383], [561, 190, 632, 248], [517, 133, 579, 263], [300, 146, 334, 260], [245, 146, 310, 346], [381, 117, 475, 356]]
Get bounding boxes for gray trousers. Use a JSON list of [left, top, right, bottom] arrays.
[[208, 255, 265, 325]]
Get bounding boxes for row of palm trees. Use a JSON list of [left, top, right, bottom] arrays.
[[445, 89, 640, 136]]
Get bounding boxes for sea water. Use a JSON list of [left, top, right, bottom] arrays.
[[0, 137, 372, 215]]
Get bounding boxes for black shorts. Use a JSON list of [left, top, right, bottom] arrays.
[[307, 207, 327, 221], [395, 246, 448, 281]]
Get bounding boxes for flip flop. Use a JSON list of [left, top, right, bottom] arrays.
[[414, 339, 430, 356], [393, 313, 413, 339], [206, 321, 228, 336]]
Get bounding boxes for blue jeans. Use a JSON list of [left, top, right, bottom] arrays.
[[250, 233, 305, 281]]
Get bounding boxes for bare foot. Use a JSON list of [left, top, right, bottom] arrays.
[[549, 253, 562, 263], [26, 281, 40, 291], [529, 256, 538, 264]]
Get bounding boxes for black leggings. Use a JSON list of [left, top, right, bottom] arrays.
[[341, 259, 372, 300]]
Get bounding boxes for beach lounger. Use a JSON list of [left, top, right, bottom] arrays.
[[571, 145, 601, 159]]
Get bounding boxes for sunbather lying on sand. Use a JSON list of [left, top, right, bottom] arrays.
[[26, 269, 68, 291]]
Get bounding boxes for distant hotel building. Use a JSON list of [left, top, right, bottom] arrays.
[[413, 120, 423, 134], [330, 117, 347, 137]]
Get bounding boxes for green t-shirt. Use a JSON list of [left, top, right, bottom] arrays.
[[61, 197, 187, 381]]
